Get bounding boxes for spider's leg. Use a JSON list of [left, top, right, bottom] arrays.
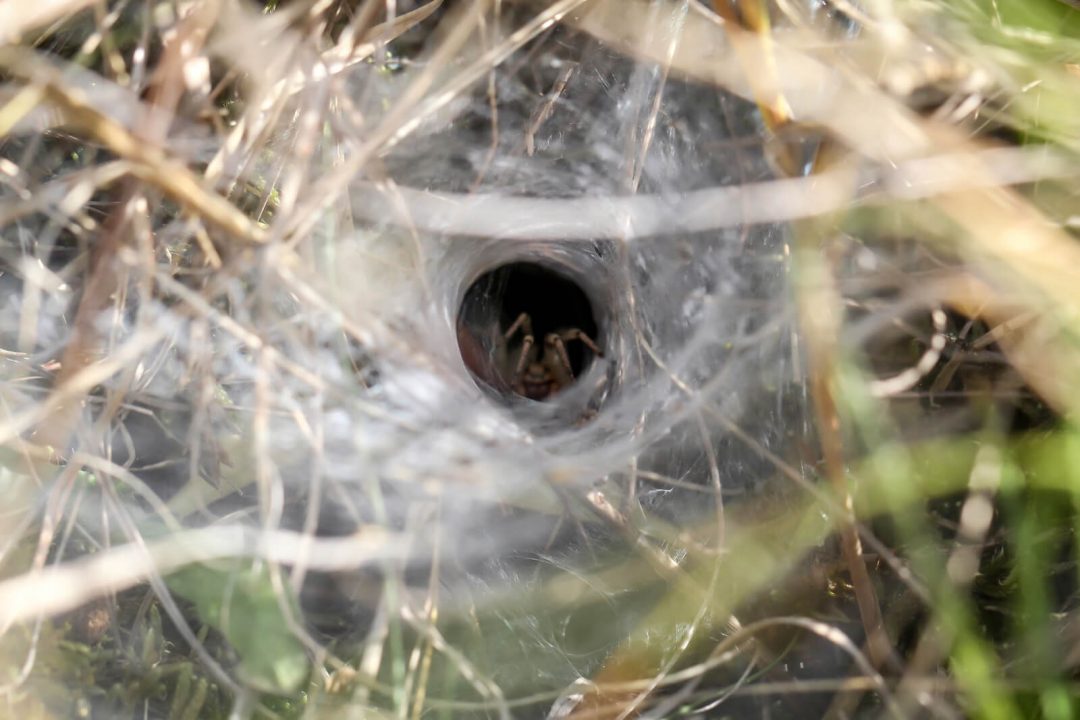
[[503, 313, 536, 392], [504, 312, 533, 342], [547, 333, 575, 380], [559, 328, 604, 357], [512, 334, 535, 392]]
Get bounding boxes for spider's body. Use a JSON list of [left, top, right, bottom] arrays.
[[516, 337, 571, 401], [498, 312, 602, 401]]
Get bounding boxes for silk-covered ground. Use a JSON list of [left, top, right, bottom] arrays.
[[1, 1, 1079, 718]]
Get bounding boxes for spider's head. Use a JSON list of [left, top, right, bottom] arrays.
[[520, 362, 559, 401]]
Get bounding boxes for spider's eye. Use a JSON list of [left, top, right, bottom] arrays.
[[458, 261, 602, 398]]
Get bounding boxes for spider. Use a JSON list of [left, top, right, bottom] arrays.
[[498, 312, 603, 401]]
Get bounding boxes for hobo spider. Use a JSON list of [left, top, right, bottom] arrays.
[[499, 312, 603, 400]]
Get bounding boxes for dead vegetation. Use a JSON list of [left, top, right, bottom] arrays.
[[2, 0, 1080, 718]]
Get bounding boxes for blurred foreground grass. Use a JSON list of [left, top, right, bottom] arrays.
[[2, 0, 1080, 718]]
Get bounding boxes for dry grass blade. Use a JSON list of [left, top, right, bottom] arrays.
[[347, 144, 1076, 239], [0, 525, 403, 631], [1, 0, 1078, 717], [0, 48, 266, 244], [0, 0, 97, 44]]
